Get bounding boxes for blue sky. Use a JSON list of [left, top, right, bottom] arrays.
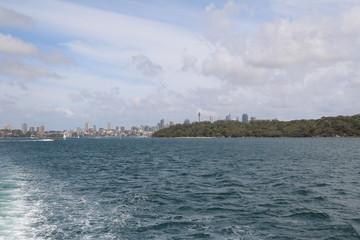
[[1, 0, 360, 130]]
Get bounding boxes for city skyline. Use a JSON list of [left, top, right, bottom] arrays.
[[1, 1, 360, 130], [2, 112, 254, 131]]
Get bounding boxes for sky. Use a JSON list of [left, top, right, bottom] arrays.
[[1, 0, 360, 130]]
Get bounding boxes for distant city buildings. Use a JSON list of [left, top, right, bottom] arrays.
[[242, 114, 249, 123], [1, 113, 259, 138], [38, 125, 45, 134], [22, 123, 28, 133], [85, 122, 90, 132], [158, 119, 165, 129]]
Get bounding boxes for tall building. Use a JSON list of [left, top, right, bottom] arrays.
[[226, 114, 231, 121], [93, 125, 97, 132], [160, 119, 165, 129], [29, 127, 35, 132], [38, 125, 45, 134], [22, 123, 28, 133], [210, 116, 214, 123], [184, 119, 190, 124], [108, 121, 112, 130], [242, 114, 249, 123], [85, 122, 90, 132]]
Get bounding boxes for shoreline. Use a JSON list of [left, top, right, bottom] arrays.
[[153, 136, 360, 139]]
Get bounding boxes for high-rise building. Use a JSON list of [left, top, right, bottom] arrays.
[[242, 114, 249, 123], [22, 123, 28, 133], [210, 116, 214, 123], [93, 125, 97, 132], [85, 122, 90, 132], [226, 114, 231, 121], [29, 127, 35, 132], [160, 119, 165, 129], [107, 121, 112, 130], [38, 125, 45, 134]]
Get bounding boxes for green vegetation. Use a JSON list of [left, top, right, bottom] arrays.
[[152, 114, 360, 138]]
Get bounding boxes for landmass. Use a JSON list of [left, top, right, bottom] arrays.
[[152, 114, 360, 138]]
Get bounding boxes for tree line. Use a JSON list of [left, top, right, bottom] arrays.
[[152, 114, 360, 138]]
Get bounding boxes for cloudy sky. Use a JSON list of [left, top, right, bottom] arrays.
[[1, 0, 360, 130]]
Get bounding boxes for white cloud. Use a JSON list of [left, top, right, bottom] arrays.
[[204, 0, 241, 42], [54, 107, 75, 118], [202, 48, 268, 85], [131, 55, 162, 77], [0, 7, 32, 28], [39, 50, 75, 65], [0, 33, 37, 55], [0, 58, 62, 80]]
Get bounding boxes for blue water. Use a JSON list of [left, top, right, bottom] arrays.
[[1, 138, 360, 239]]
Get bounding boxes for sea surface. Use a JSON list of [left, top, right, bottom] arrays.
[[0, 138, 360, 239]]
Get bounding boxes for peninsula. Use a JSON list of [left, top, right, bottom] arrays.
[[152, 115, 360, 138]]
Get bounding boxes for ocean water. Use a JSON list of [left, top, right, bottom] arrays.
[[0, 138, 360, 240]]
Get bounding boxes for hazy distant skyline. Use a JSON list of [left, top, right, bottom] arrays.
[[1, 0, 360, 129]]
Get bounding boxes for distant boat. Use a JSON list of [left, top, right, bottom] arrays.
[[41, 139, 57, 141]]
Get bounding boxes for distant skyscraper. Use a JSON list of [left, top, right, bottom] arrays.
[[210, 116, 214, 123], [93, 125, 97, 131], [198, 112, 201, 122], [242, 114, 249, 123], [22, 123, 28, 133], [160, 119, 165, 129], [226, 114, 231, 121], [38, 125, 45, 134], [108, 121, 112, 130], [29, 127, 35, 132], [85, 122, 90, 131]]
